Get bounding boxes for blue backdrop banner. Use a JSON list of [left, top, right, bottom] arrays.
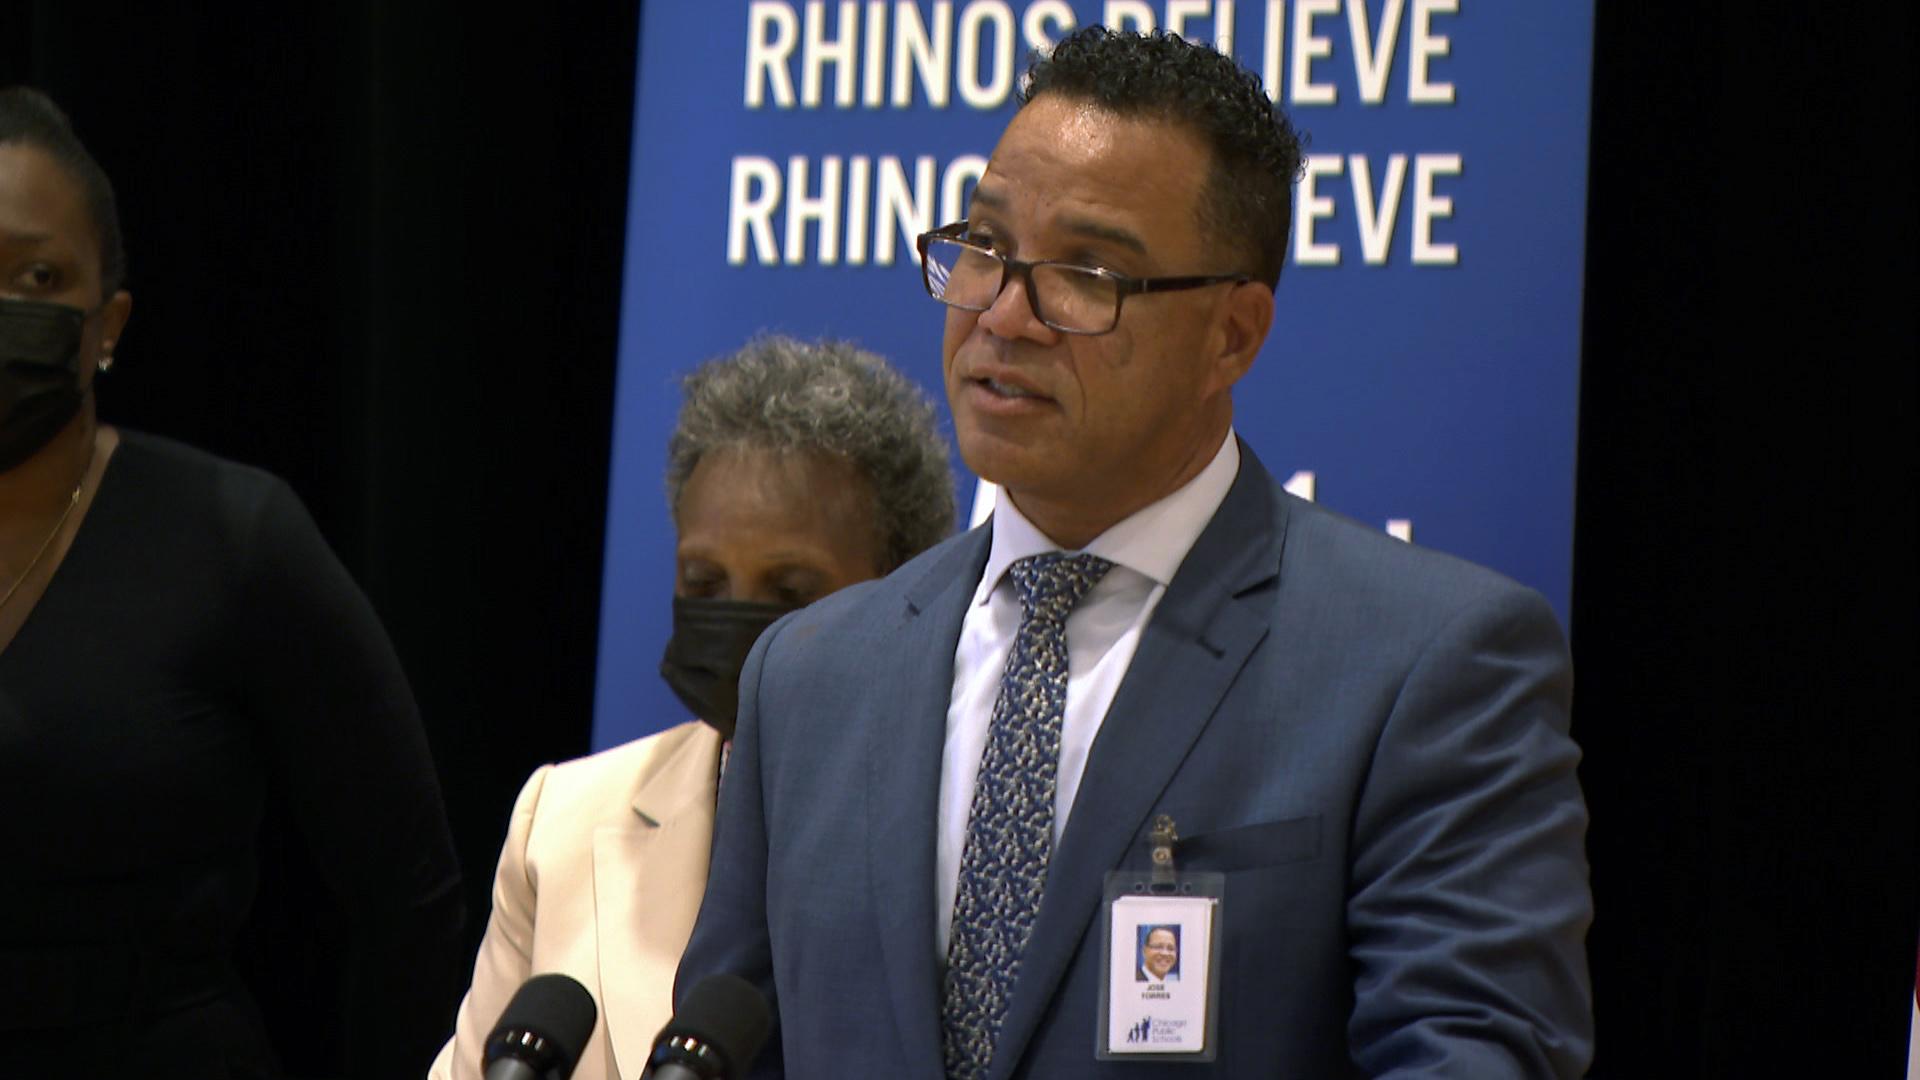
[[594, 1, 1594, 749]]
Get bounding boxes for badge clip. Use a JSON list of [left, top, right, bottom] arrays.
[[1149, 814, 1179, 892]]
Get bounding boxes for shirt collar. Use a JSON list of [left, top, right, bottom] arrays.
[[973, 430, 1241, 605]]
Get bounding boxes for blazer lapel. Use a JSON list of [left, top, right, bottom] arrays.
[[596, 725, 723, 1078], [867, 529, 993, 1079], [990, 447, 1289, 1079]]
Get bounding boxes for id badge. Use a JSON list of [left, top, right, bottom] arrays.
[[1096, 816, 1224, 1061]]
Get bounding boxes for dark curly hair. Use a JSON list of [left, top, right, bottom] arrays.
[[1018, 28, 1303, 288], [0, 87, 128, 295]]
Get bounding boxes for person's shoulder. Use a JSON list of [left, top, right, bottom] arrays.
[[1283, 490, 1517, 586], [533, 721, 720, 819], [550, 720, 719, 786], [1222, 448, 1542, 616], [99, 431, 325, 584], [111, 428, 302, 530], [115, 428, 290, 500], [1266, 483, 1556, 638]]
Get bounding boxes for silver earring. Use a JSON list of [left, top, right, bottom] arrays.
[[97, 356, 114, 374]]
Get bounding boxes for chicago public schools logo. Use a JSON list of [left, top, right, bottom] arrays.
[[1125, 1014, 1189, 1045]]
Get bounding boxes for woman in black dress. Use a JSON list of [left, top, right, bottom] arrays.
[[0, 87, 462, 1079]]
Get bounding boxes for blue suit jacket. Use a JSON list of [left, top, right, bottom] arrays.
[[676, 446, 1592, 1078]]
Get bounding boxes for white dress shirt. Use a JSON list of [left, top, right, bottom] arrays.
[[935, 431, 1241, 956]]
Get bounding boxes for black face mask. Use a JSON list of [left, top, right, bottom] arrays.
[[659, 596, 796, 741], [0, 297, 89, 473]]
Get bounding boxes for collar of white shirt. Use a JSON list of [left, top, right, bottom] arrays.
[[972, 430, 1242, 604]]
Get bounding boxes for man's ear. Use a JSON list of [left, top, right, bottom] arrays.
[[1204, 281, 1273, 396]]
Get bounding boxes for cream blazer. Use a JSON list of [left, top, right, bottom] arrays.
[[429, 721, 723, 1080]]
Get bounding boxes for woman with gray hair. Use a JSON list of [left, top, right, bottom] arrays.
[[431, 335, 954, 1080]]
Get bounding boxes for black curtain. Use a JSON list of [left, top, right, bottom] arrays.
[[7, 2, 1913, 1076], [1574, 3, 1916, 1075]]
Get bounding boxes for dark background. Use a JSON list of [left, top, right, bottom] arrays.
[[6, 2, 1913, 1076]]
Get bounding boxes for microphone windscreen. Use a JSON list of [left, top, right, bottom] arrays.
[[659, 974, 771, 1076], [488, 973, 598, 1076]]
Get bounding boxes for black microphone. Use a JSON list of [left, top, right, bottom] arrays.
[[641, 974, 772, 1080], [482, 973, 599, 1080]]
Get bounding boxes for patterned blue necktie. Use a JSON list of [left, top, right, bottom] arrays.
[[942, 552, 1114, 1080]]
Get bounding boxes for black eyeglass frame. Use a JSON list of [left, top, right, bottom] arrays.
[[914, 220, 1251, 336]]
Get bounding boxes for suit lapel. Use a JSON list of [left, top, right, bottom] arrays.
[[990, 447, 1289, 1079], [867, 529, 992, 1079], [596, 725, 723, 1078]]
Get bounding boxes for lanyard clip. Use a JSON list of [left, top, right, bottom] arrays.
[[1149, 814, 1179, 889]]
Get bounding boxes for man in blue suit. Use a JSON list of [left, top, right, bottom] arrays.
[[676, 27, 1592, 1078]]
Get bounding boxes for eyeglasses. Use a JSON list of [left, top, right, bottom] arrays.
[[914, 220, 1249, 336]]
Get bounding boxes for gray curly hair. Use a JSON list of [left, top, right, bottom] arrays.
[[665, 336, 956, 572]]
